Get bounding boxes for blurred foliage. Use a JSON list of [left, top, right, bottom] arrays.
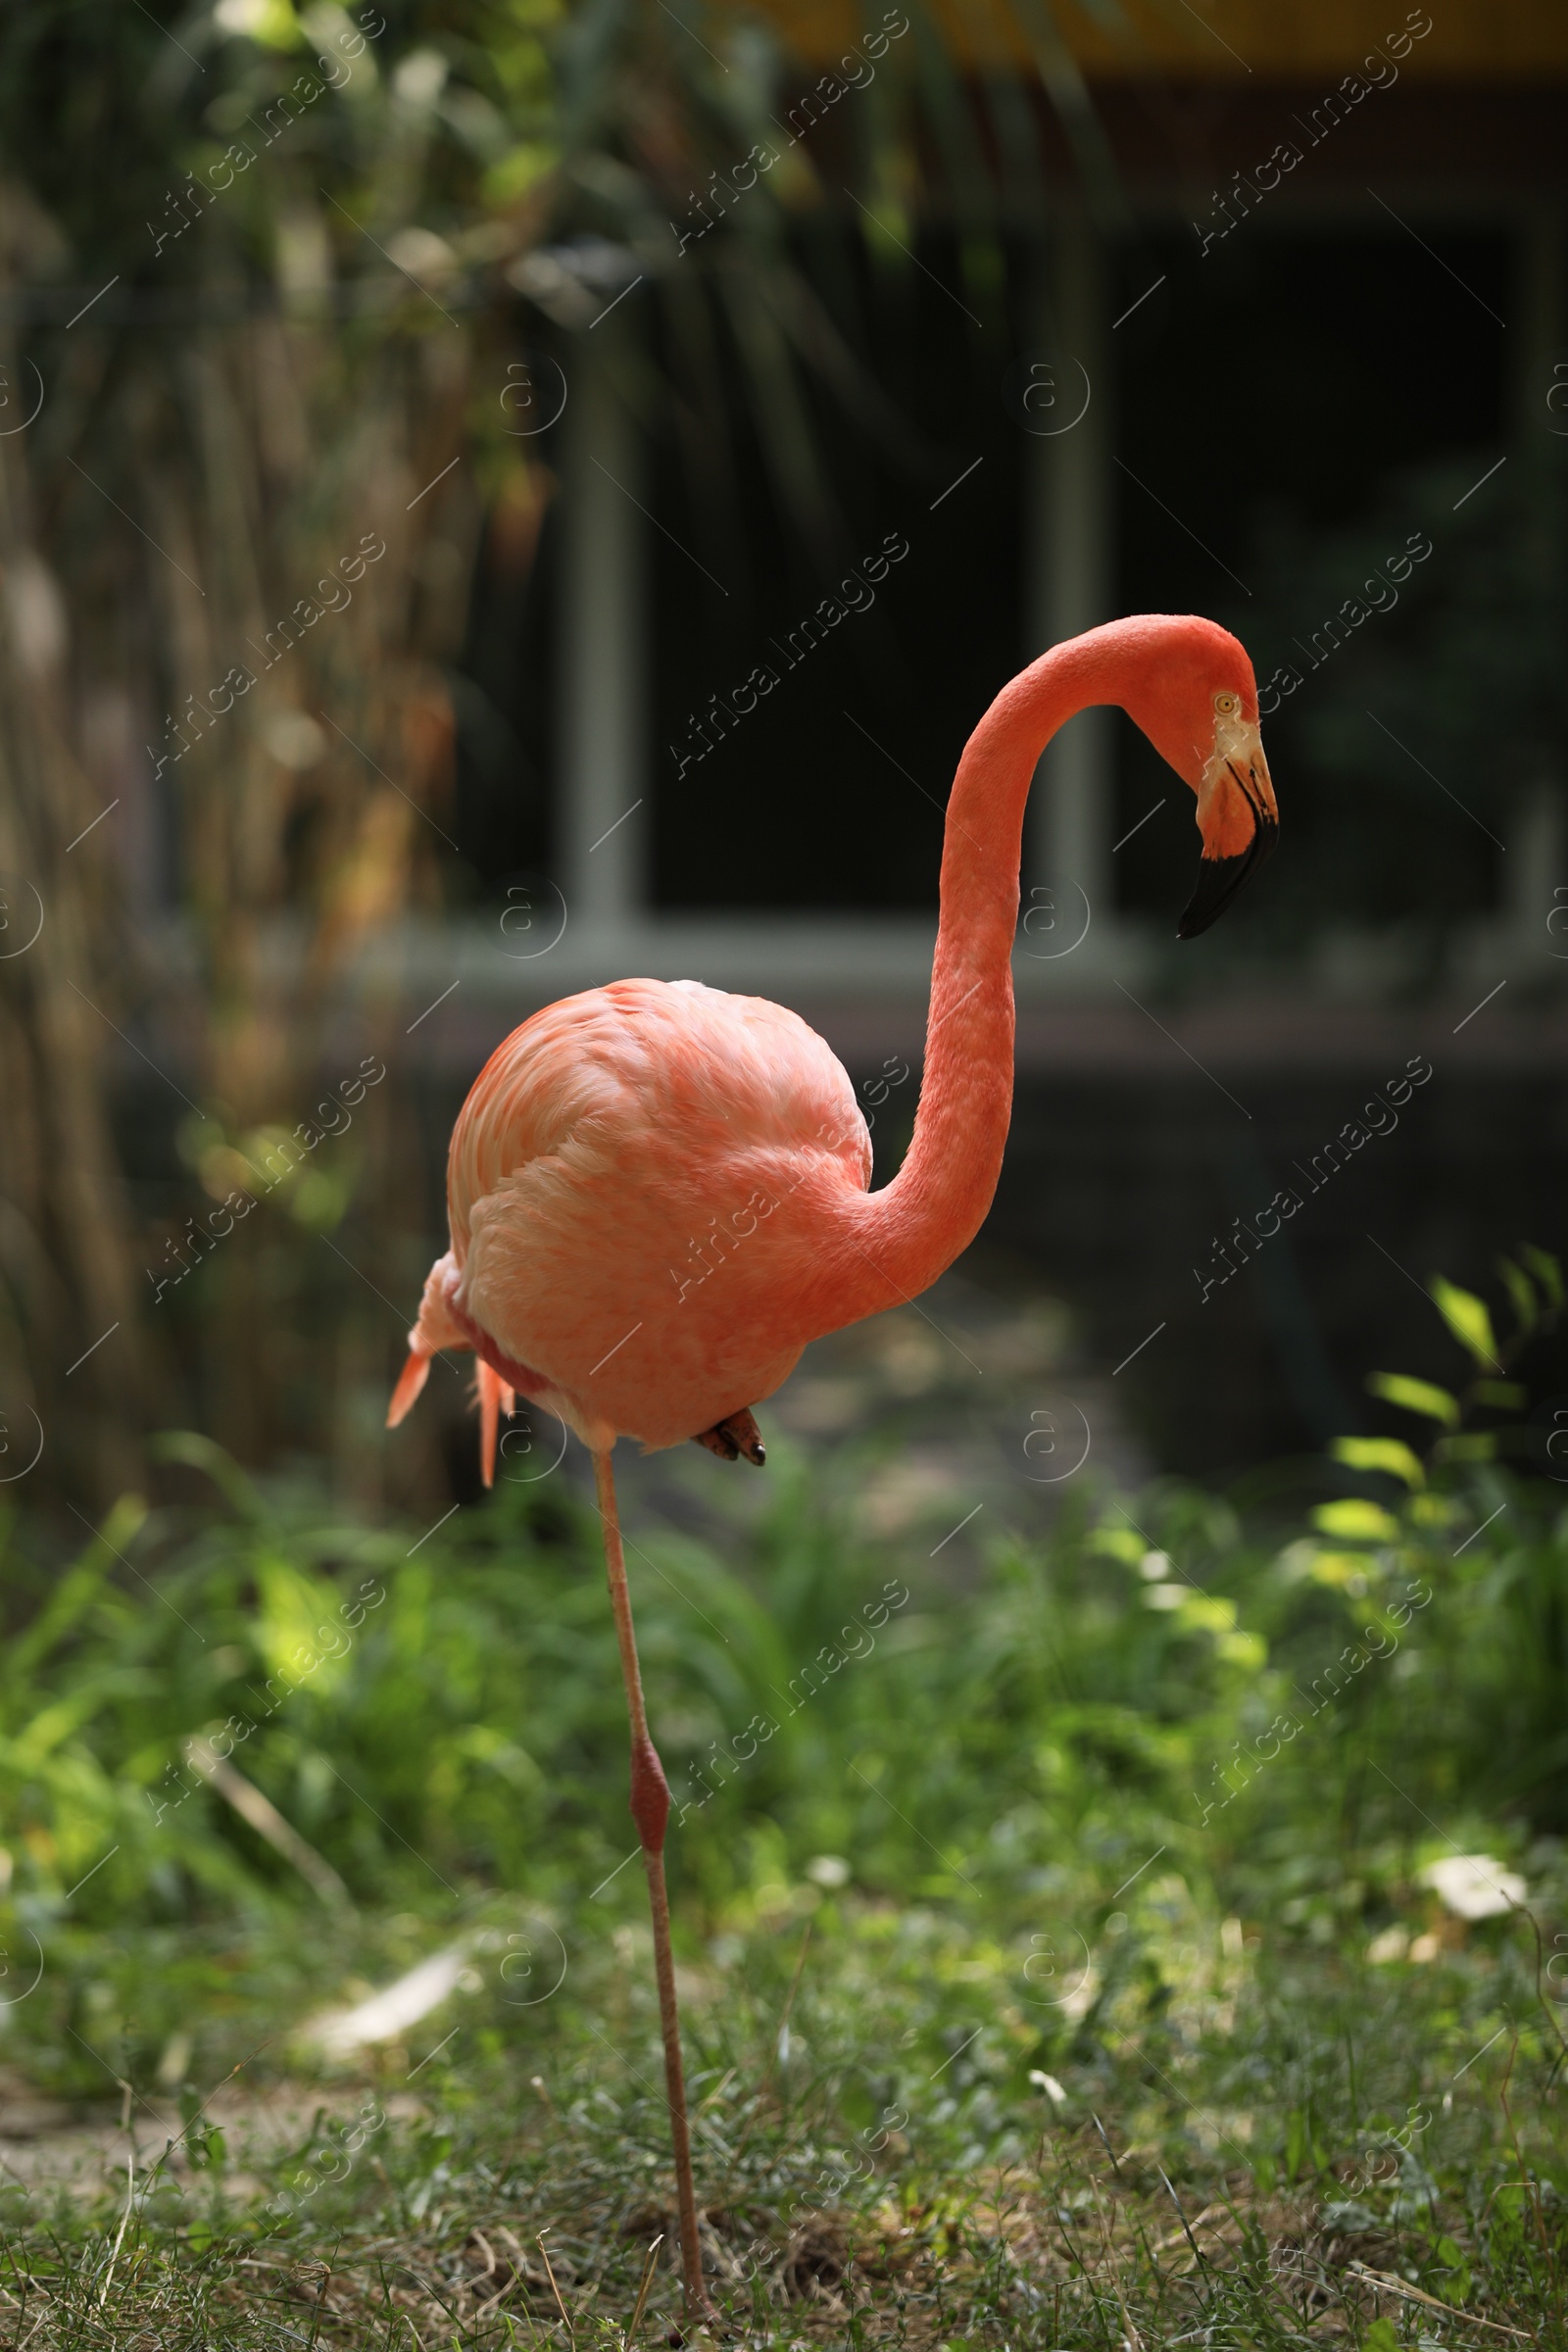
[[0, 0, 1102, 1505], [0, 1259, 1559, 2337], [0, 1250, 1564, 2097]]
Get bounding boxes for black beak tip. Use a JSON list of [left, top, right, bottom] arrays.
[[1176, 857, 1248, 939], [1177, 814, 1277, 940]]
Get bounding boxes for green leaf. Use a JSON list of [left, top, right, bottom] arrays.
[[1522, 1242, 1564, 1307], [1433, 2233, 1472, 2304], [1311, 1498, 1400, 1543], [1330, 1436, 1424, 1487], [150, 1432, 270, 1522], [7, 1499, 144, 1680], [1436, 1432, 1496, 1464], [1090, 1524, 1147, 1567], [1366, 1372, 1460, 1429], [1473, 1380, 1526, 1408], [1360, 2324, 1406, 2352], [1496, 1256, 1537, 1337], [1428, 1276, 1499, 1368], [1284, 2105, 1310, 2180]]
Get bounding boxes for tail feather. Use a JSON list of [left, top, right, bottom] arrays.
[[387, 1251, 470, 1434], [477, 1360, 512, 1488], [386, 1250, 524, 1481], [386, 1345, 432, 1429]]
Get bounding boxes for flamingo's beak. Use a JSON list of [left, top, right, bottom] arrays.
[[1177, 723, 1278, 939]]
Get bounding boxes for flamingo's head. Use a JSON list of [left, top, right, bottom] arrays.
[[1120, 615, 1279, 939]]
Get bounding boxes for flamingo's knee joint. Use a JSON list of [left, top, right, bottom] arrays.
[[630, 1734, 670, 1851]]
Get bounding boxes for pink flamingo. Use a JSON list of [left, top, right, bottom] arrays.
[[387, 613, 1277, 2317]]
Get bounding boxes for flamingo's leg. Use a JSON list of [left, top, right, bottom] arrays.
[[592, 1446, 710, 2322]]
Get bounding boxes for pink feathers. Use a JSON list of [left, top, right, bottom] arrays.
[[392, 978, 871, 1457], [387, 620, 1275, 1476], [385, 1344, 431, 1430]]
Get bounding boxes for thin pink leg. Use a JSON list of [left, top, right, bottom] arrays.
[[594, 1447, 710, 2322]]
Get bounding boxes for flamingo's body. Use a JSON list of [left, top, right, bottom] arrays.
[[386, 613, 1279, 2315], [389, 978, 872, 1459]]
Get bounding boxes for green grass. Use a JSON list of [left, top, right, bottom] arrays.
[[0, 1903, 1561, 2346], [0, 1274, 1565, 2344]]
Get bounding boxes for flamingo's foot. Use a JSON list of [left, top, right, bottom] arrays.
[[691, 1408, 765, 1467]]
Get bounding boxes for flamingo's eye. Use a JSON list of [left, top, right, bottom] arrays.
[[1213, 690, 1240, 716]]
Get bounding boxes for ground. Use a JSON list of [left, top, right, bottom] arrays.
[[0, 1273, 1564, 2345]]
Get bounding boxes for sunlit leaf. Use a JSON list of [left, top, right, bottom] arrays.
[[1428, 1276, 1499, 1368], [1366, 1372, 1460, 1428], [1090, 1524, 1146, 1566], [1330, 1436, 1424, 1487], [1311, 1498, 1399, 1543], [1178, 1592, 1237, 1635], [1304, 1549, 1373, 1590]]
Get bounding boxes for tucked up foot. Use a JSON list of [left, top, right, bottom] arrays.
[[691, 1407, 765, 1466]]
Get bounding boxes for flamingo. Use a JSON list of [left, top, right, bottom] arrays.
[[386, 613, 1277, 2318]]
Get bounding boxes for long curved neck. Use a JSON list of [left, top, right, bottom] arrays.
[[835, 621, 1148, 1317]]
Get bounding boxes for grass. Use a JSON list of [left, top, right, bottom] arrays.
[[0, 1261, 1565, 2344], [0, 1914, 1561, 2346]]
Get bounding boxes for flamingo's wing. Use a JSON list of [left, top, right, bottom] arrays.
[[432, 977, 872, 1452]]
